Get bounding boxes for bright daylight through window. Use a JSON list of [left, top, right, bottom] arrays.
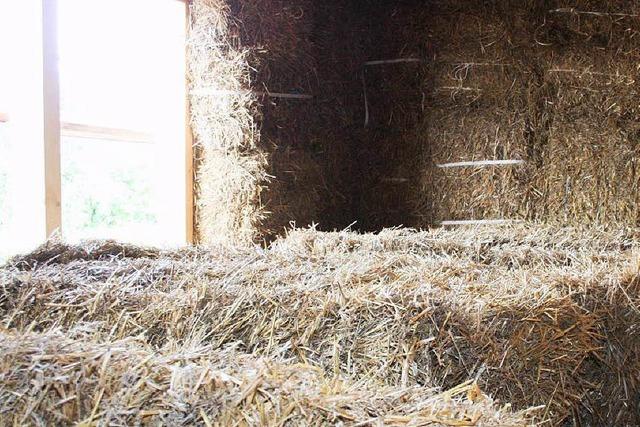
[[0, 1, 46, 261], [0, 0, 191, 262]]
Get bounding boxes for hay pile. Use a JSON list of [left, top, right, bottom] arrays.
[[0, 329, 534, 426], [2, 225, 639, 424]]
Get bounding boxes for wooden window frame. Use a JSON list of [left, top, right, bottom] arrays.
[[184, 0, 194, 244], [42, 0, 61, 237], [39, 0, 194, 244]]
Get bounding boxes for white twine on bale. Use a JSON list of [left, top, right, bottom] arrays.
[[364, 58, 424, 66], [437, 159, 525, 168], [436, 86, 483, 92], [450, 62, 514, 67], [380, 177, 409, 183], [379, 160, 525, 183], [440, 219, 524, 226], [549, 8, 639, 17], [190, 87, 313, 100], [361, 72, 370, 127]]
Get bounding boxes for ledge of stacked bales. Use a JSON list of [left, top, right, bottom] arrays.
[[2, 224, 638, 424]]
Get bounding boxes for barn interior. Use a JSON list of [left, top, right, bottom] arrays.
[[191, 0, 639, 244], [1, 1, 639, 425]]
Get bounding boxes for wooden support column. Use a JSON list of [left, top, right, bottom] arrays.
[[184, 0, 195, 244], [42, 0, 62, 236]]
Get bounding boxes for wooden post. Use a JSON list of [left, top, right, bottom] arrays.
[[42, 0, 62, 237], [184, 1, 195, 244]]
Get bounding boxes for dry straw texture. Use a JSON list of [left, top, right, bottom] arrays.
[[342, 1, 639, 229], [0, 330, 536, 426], [188, 0, 350, 245], [188, 0, 639, 239], [188, 0, 266, 245], [411, 0, 640, 227], [2, 225, 638, 424]]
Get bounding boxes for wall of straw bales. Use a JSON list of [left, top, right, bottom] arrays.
[[355, 0, 640, 229], [189, 0, 639, 242], [188, 0, 354, 245]]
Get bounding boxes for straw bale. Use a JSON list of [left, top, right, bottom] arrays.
[[260, 146, 325, 237], [188, 0, 266, 245], [400, 0, 640, 227], [0, 330, 537, 426], [196, 150, 268, 245], [188, 0, 356, 244], [530, 3, 640, 226], [416, 65, 532, 224], [226, 0, 316, 92], [404, 1, 531, 226], [357, 129, 424, 230], [2, 225, 638, 424], [187, 0, 639, 238], [351, 2, 430, 231]]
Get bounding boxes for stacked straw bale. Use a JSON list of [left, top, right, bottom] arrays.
[[188, 0, 267, 245], [188, 0, 639, 239], [0, 330, 536, 426], [533, 1, 640, 225], [407, 0, 640, 227], [2, 225, 638, 424], [188, 0, 353, 245], [408, 0, 545, 226]]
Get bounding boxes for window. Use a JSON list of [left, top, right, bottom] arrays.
[[0, 1, 48, 260], [0, 0, 192, 261], [0, 121, 10, 259], [58, 0, 191, 246]]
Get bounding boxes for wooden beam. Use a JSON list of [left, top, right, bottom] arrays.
[[60, 122, 153, 143], [42, 0, 61, 237]]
